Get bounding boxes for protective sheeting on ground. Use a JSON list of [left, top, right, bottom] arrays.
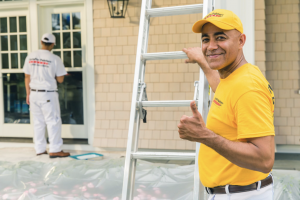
[[0, 158, 298, 200]]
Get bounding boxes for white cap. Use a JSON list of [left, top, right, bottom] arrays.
[[41, 33, 56, 44]]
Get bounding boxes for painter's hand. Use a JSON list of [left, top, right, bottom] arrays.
[[26, 94, 30, 105], [177, 101, 208, 142]]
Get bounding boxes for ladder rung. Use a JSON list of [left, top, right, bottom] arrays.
[[141, 51, 187, 61], [132, 152, 196, 160], [146, 4, 203, 18], [139, 100, 197, 107]]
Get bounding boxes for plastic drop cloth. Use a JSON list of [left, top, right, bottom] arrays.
[[0, 158, 299, 200], [0, 158, 194, 200], [272, 170, 300, 200]]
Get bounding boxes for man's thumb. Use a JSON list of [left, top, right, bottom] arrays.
[[190, 101, 199, 117]]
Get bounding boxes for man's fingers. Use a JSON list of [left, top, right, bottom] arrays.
[[182, 48, 187, 53], [190, 100, 200, 118]]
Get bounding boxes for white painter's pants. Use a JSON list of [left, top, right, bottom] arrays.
[[30, 91, 63, 154]]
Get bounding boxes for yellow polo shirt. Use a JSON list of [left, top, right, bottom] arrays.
[[199, 63, 275, 188]]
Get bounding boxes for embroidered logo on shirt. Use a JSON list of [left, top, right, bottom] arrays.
[[213, 98, 223, 106]]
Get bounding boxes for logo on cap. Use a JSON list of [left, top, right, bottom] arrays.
[[204, 12, 224, 20], [44, 37, 49, 41]]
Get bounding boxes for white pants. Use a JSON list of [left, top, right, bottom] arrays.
[[30, 91, 63, 154], [208, 183, 274, 200]]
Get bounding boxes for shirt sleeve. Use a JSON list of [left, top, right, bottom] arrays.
[[235, 91, 275, 140], [22, 56, 30, 75], [55, 56, 67, 77]]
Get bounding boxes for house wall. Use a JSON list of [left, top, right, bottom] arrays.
[[255, 0, 266, 75], [265, 0, 300, 144], [92, 0, 273, 150]]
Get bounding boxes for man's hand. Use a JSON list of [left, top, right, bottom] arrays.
[[177, 101, 213, 142], [182, 47, 220, 93], [183, 47, 208, 66], [178, 101, 274, 173], [26, 94, 30, 105]]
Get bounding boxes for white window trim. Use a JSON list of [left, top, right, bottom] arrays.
[[0, 0, 95, 146]]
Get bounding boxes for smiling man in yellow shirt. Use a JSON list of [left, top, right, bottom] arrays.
[[178, 9, 275, 200]]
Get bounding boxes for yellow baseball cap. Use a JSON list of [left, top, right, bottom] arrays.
[[192, 9, 243, 34]]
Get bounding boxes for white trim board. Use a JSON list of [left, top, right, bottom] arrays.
[[276, 145, 300, 154]]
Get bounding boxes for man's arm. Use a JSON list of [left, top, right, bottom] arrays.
[[183, 47, 220, 92], [56, 76, 64, 83], [178, 101, 275, 174], [24, 74, 30, 105]]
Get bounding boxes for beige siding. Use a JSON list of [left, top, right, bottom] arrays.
[[93, 0, 204, 150], [265, 0, 300, 144], [255, 0, 266, 75]]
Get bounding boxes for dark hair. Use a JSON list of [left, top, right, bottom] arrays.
[[42, 41, 53, 46]]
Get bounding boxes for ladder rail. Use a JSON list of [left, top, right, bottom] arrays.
[[141, 51, 188, 61], [121, 0, 152, 199], [146, 4, 203, 17], [193, 1, 215, 199], [132, 152, 196, 160]]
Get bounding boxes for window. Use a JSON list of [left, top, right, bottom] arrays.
[[58, 72, 84, 124], [52, 12, 82, 68], [0, 16, 28, 69], [2, 73, 29, 123]]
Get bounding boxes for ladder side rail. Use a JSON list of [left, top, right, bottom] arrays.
[[121, 0, 152, 199], [193, 0, 215, 199]]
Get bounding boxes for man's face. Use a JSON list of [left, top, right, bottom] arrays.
[[201, 23, 243, 70]]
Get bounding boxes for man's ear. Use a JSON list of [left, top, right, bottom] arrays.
[[239, 34, 246, 49]]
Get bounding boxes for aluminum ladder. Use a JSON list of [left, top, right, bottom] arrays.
[[122, 0, 215, 199]]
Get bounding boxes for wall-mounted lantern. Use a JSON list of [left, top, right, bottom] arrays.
[[107, 0, 129, 18]]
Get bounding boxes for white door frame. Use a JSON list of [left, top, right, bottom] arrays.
[[0, 8, 32, 137], [0, 0, 95, 145]]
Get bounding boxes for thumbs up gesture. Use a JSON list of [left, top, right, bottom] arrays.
[[177, 101, 209, 142]]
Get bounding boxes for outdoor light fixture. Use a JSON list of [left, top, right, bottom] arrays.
[[107, 0, 129, 18]]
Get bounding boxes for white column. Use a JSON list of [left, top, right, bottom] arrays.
[[215, 0, 255, 65], [29, 0, 39, 52], [85, 0, 96, 146]]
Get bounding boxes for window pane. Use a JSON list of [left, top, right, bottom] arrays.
[[72, 12, 81, 29], [11, 53, 18, 69], [73, 32, 81, 48], [9, 17, 17, 33], [3, 73, 30, 124], [52, 14, 60, 31], [19, 35, 27, 50], [53, 33, 61, 49], [10, 35, 18, 50], [1, 54, 9, 69], [0, 17, 7, 33], [63, 32, 71, 48], [62, 13, 70, 30], [73, 51, 82, 67], [19, 16, 26, 32], [1, 36, 8, 51], [53, 51, 61, 58], [63, 51, 71, 67], [58, 72, 84, 124], [21, 53, 27, 68]]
